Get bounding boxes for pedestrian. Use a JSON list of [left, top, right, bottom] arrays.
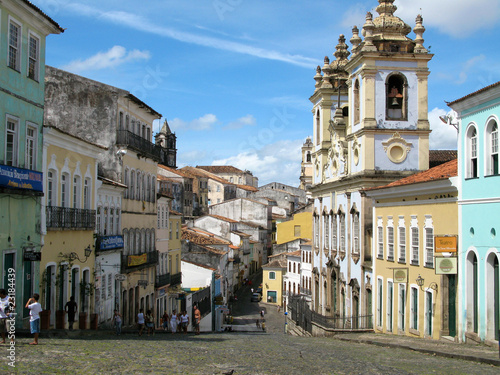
[[0, 289, 14, 344], [260, 309, 265, 318], [112, 309, 122, 335], [145, 309, 155, 336], [251, 288, 254, 293], [177, 311, 182, 333], [65, 296, 77, 330], [25, 293, 42, 345], [255, 319, 260, 328], [137, 308, 145, 336], [170, 309, 178, 334], [193, 305, 201, 335], [181, 310, 189, 334], [161, 311, 169, 331]]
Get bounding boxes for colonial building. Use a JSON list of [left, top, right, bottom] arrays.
[[0, 0, 63, 328], [262, 258, 286, 305], [448, 81, 500, 344], [197, 165, 258, 187], [299, 137, 314, 194], [310, 0, 432, 328], [157, 165, 194, 218], [365, 159, 458, 339]]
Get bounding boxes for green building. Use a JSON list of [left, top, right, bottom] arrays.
[[0, 0, 63, 328]]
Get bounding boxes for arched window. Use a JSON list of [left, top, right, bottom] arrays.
[[73, 175, 81, 209], [47, 170, 57, 206], [315, 109, 320, 145], [61, 173, 69, 207], [151, 176, 156, 203], [386, 73, 407, 120], [353, 79, 360, 124], [123, 229, 129, 255], [486, 119, 499, 176], [124, 169, 129, 199], [136, 171, 141, 201], [130, 170, 135, 200], [466, 125, 478, 178]]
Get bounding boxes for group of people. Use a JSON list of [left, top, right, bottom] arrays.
[[111, 305, 201, 336], [0, 290, 41, 345]]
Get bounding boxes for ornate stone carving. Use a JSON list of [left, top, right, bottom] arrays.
[[382, 132, 412, 164]]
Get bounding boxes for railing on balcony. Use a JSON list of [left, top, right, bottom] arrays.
[[170, 272, 182, 286], [121, 250, 158, 273], [46, 206, 96, 230], [155, 273, 171, 288], [116, 130, 162, 161]]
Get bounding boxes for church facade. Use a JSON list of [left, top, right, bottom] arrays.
[[310, 0, 432, 326]]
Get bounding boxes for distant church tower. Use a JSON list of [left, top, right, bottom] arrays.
[[299, 136, 313, 193], [309, 0, 432, 321], [155, 119, 177, 168]]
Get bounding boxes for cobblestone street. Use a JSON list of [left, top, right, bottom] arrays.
[[4, 282, 500, 375]]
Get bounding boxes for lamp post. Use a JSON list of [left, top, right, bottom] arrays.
[[66, 245, 93, 263], [416, 274, 438, 292]]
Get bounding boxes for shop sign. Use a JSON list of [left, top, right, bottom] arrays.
[[435, 236, 457, 253], [99, 235, 124, 250], [128, 253, 147, 267], [0, 165, 43, 192], [393, 268, 408, 283], [435, 257, 458, 275]]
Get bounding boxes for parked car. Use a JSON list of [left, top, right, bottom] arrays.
[[251, 293, 262, 302]]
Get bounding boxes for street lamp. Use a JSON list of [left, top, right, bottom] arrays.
[[66, 245, 93, 263], [416, 274, 438, 292]]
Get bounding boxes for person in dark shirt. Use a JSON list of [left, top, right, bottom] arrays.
[[65, 296, 78, 330]]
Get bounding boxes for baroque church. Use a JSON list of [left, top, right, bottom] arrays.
[[309, 0, 432, 324]]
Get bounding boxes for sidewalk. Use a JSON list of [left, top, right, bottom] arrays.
[[333, 332, 500, 367]]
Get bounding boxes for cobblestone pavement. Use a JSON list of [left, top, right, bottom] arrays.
[[4, 275, 500, 374]]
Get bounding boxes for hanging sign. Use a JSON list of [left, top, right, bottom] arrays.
[[435, 257, 458, 275], [393, 268, 408, 283], [435, 236, 457, 253]]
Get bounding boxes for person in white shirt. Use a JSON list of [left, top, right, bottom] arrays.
[[25, 293, 42, 345], [137, 309, 145, 336], [0, 289, 12, 344], [170, 309, 178, 334], [180, 311, 189, 334]]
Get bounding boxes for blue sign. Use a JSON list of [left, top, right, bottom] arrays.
[[99, 235, 124, 250], [0, 165, 43, 192]]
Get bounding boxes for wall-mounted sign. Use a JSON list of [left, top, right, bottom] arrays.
[[128, 253, 147, 267], [435, 257, 458, 275], [393, 268, 408, 283], [98, 235, 124, 250], [23, 251, 41, 261], [0, 165, 43, 192], [435, 236, 457, 253], [138, 279, 148, 287], [115, 274, 126, 281]]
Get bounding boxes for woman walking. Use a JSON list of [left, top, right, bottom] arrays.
[[170, 309, 178, 334]]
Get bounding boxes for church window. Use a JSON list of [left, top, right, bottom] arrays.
[[466, 125, 478, 178], [315, 110, 320, 145], [386, 74, 407, 120], [353, 79, 360, 125], [486, 119, 499, 176]]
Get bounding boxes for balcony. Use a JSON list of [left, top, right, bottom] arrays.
[[116, 130, 162, 161], [46, 206, 96, 230], [121, 250, 158, 273], [155, 273, 171, 288], [170, 272, 182, 286]]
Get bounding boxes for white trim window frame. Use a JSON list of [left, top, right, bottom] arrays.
[[5, 115, 19, 167], [323, 213, 329, 250], [61, 173, 70, 208], [387, 280, 394, 332], [410, 285, 419, 331], [73, 175, 81, 209], [25, 123, 37, 170], [27, 30, 40, 81], [398, 216, 406, 263], [83, 178, 91, 209], [466, 124, 478, 178], [387, 217, 394, 261], [377, 217, 384, 259], [486, 118, 499, 176], [410, 216, 419, 266], [339, 213, 346, 253], [424, 215, 434, 268], [47, 169, 57, 206], [353, 212, 360, 255], [8, 16, 22, 72], [331, 214, 337, 252]]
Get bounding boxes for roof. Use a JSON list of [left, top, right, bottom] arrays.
[[44, 125, 108, 150], [181, 259, 216, 271], [21, 0, 65, 33], [447, 81, 500, 106], [262, 259, 287, 269], [197, 165, 244, 174], [366, 159, 458, 191], [157, 175, 180, 183], [236, 184, 259, 192], [429, 150, 458, 168], [232, 230, 251, 238], [286, 250, 302, 257], [179, 166, 234, 185], [207, 214, 239, 223], [169, 209, 183, 216], [158, 165, 192, 178], [272, 213, 287, 220], [98, 176, 127, 188], [126, 94, 161, 118], [182, 228, 231, 245]]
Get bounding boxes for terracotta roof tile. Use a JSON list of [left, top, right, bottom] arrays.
[[429, 150, 457, 168], [182, 228, 231, 245], [263, 259, 287, 269], [447, 81, 500, 106], [181, 259, 216, 271], [197, 165, 244, 174], [236, 184, 259, 192], [366, 159, 457, 191], [286, 250, 302, 257], [208, 214, 239, 223]]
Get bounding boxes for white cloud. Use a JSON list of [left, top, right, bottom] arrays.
[[213, 139, 303, 186], [58, 2, 317, 69], [60, 45, 150, 73], [428, 107, 458, 150], [225, 115, 256, 130], [170, 114, 218, 131], [395, 0, 500, 38]]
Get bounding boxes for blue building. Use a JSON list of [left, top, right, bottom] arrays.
[[0, 0, 63, 327], [448, 82, 500, 344]]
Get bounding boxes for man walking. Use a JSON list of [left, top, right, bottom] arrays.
[[25, 293, 42, 345], [193, 305, 201, 335], [65, 296, 77, 330]]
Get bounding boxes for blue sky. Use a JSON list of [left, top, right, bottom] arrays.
[[38, 0, 500, 186]]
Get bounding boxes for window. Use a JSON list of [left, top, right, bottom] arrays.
[[73, 175, 81, 208], [387, 281, 393, 332], [269, 271, 276, 280], [25, 125, 37, 170], [387, 219, 394, 261], [101, 274, 106, 300], [136, 172, 141, 201], [110, 208, 115, 234], [314, 214, 319, 249], [398, 225, 406, 263], [5, 117, 19, 166], [169, 221, 172, 240], [217, 185, 220, 192], [125, 115, 129, 131], [147, 127, 151, 142], [103, 207, 108, 235], [425, 226, 434, 268], [47, 170, 56, 206], [315, 109, 320, 144], [353, 79, 360, 124], [108, 273, 112, 298], [130, 170, 135, 200], [467, 125, 478, 178], [410, 286, 418, 330], [487, 120, 499, 176], [331, 215, 337, 252], [97, 206, 102, 234], [61, 173, 69, 207], [339, 214, 346, 253], [28, 32, 40, 81], [386, 73, 407, 120], [8, 19, 21, 71], [353, 213, 360, 254], [377, 278, 383, 327], [323, 214, 329, 249], [176, 222, 179, 239], [124, 169, 129, 199], [411, 226, 419, 265], [119, 112, 124, 130], [83, 178, 91, 209], [377, 222, 384, 259], [151, 176, 156, 203], [399, 284, 406, 332], [147, 175, 151, 202]]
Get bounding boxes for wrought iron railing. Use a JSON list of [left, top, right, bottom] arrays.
[[46, 206, 96, 230], [170, 272, 182, 286], [116, 130, 162, 161], [155, 273, 171, 288]]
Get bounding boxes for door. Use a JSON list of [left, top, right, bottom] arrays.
[[448, 275, 456, 337], [3, 253, 14, 290], [399, 284, 405, 332], [387, 282, 393, 332], [426, 291, 432, 336], [23, 260, 33, 318]]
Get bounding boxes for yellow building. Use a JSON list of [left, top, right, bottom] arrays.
[[41, 126, 105, 329], [262, 258, 286, 305], [276, 212, 312, 245], [365, 160, 458, 340]]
